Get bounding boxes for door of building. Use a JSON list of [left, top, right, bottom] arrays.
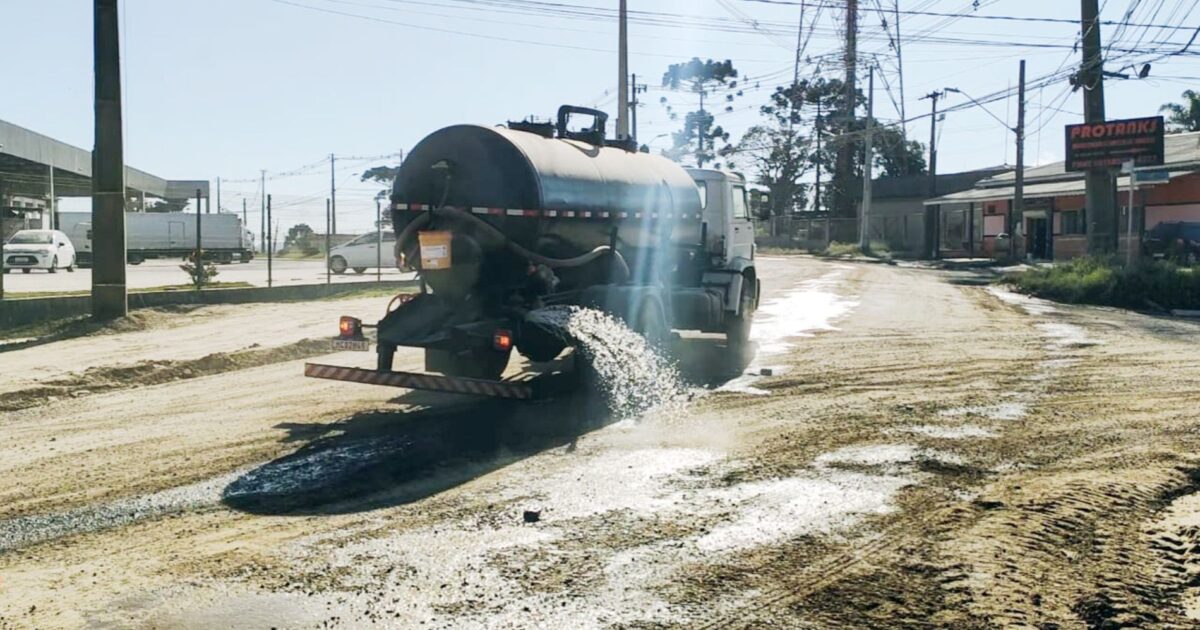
[[1027, 217, 1049, 259]]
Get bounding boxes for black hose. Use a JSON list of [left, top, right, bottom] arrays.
[[395, 207, 631, 279]]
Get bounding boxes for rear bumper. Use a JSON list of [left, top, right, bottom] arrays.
[[305, 363, 536, 399]]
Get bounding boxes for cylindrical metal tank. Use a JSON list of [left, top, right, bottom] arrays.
[[391, 124, 703, 299]]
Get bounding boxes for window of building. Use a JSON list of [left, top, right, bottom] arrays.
[[1061, 210, 1085, 235]]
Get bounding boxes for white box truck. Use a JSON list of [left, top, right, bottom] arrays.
[[58, 212, 255, 266]]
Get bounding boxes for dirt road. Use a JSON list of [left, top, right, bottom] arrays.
[[2, 256, 1199, 628]]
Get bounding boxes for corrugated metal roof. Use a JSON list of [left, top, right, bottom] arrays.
[[978, 131, 1200, 188], [925, 169, 1195, 205]]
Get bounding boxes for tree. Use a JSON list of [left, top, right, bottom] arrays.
[[283, 223, 319, 256], [362, 165, 401, 201], [660, 58, 741, 168], [731, 78, 926, 218], [1161, 90, 1200, 133]]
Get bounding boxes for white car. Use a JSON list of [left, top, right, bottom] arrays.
[[328, 231, 396, 274], [3, 229, 77, 274]]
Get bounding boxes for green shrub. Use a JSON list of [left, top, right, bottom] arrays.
[[1006, 256, 1200, 310], [822, 241, 893, 259]]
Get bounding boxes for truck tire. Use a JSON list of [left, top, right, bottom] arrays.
[[353, 267, 367, 274], [330, 256, 348, 274], [726, 277, 756, 349], [128, 254, 144, 265]]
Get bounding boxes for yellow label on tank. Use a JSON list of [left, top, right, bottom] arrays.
[[418, 231, 452, 270]]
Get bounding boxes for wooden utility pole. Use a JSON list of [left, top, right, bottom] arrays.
[[1081, 0, 1117, 254], [1012, 60, 1027, 260], [616, 0, 630, 141], [92, 0, 128, 320], [861, 65, 875, 251]]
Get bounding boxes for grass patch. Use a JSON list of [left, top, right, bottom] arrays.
[[820, 241, 893, 260], [1005, 256, 1200, 310]]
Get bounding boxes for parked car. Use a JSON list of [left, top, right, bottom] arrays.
[[2, 229, 77, 273], [1143, 221, 1200, 265], [328, 231, 397, 274]]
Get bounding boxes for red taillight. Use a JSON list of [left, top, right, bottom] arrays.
[[339, 316, 362, 339], [493, 329, 513, 352]]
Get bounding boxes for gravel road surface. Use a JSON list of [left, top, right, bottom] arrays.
[[2, 255, 1199, 628]]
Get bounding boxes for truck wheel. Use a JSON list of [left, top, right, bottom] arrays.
[[329, 256, 348, 274], [353, 267, 367, 274], [128, 255, 144, 265], [726, 279, 756, 349]]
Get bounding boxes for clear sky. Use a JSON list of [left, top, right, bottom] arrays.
[[2, 0, 1198, 237]]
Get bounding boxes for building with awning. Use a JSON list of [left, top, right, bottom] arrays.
[[1, 118, 209, 238], [925, 131, 1200, 259]]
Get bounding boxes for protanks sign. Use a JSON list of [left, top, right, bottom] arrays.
[[1065, 116, 1165, 172]]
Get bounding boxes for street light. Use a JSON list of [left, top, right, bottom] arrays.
[[944, 88, 1016, 134]]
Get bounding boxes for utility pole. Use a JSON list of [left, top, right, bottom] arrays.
[[630, 74, 647, 145], [326, 198, 331, 286], [195, 189, 203, 279], [815, 99, 822, 214], [616, 0, 630, 141], [260, 170, 266, 254], [1012, 59, 1027, 260], [242, 198, 247, 234], [861, 65, 875, 251], [267, 194, 273, 287], [330, 154, 337, 236], [893, 0, 907, 143], [92, 0, 127, 320], [47, 163, 56, 230], [375, 197, 382, 283], [832, 0, 858, 223], [921, 89, 944, 259], [215, 177, 221, 214], [697, 88, 706, 168], [1081, 0, 1116, 254]]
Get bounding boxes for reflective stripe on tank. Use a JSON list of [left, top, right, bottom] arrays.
[[390, 204, 699, 221]]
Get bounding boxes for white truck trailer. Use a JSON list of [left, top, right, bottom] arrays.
[[58, 211, 255, 266]]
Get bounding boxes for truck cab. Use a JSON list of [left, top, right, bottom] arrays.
[[688, 168, 755, 266]]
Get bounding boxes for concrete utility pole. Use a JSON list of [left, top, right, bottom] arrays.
[[215, 177, 221, 213], [1081, 0, 1117, 254], [330, 154, 337, 236], [616, 0, 630, 141], [833, 0, 858, 221], [47, 163, 56, 230], [260, 170, 266, 254], [92, 0, 128, 320], [195, 189, 203, 275], [861, 65, 875, 251], [242, 198, 247, 235], [1012, 60, 1027, 260], [893, 0, 907, 143], [697, 88, 706, 168], [267, 194, 273, 287], [815, 99, 822, 214], [326, 198, 332, 286], [375, 197, 382, 283], [921, 89, 944, 259]]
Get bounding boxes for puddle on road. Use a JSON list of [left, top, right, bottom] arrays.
[[720, 268, 858, 395]]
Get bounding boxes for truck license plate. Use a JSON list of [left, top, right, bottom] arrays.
[[332, 339, 370, 352]]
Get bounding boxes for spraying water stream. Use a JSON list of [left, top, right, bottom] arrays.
[[525, 306, 693, 420]]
